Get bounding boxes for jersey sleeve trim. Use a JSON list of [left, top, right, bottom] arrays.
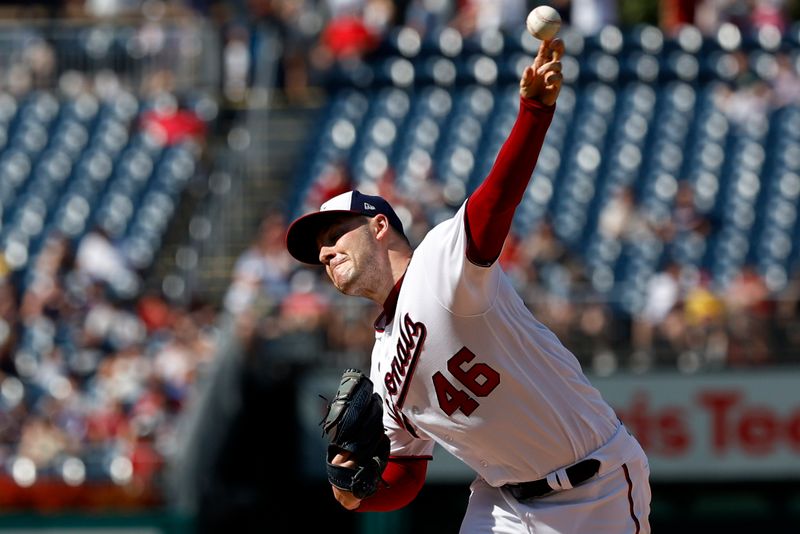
[[355, 458, 428, 512]]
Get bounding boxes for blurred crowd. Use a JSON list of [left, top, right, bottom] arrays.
[[0, 228, 218, 504]]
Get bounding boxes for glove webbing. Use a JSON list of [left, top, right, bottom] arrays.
[[327, 453, 386, 499]]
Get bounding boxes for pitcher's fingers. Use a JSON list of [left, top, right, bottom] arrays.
[[521, 66, 533, 85], [537, 60, 562, 77], [544, 71, 563, 87], [549, 38, 565, 62], [536, 38, 554, 62]]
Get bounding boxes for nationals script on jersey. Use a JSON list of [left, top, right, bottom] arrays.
[[369, 203, 625, 487]]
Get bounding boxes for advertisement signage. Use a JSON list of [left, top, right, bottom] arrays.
[[597, 370, 800, 480]]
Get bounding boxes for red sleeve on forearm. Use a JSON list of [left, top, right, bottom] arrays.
[[355, 458, 428, 512], [465, 97, 555, 265]]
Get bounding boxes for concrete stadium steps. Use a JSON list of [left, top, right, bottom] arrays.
[[150, 96, 323, 305]]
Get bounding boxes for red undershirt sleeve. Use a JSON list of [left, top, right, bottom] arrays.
[[355, 458, 428, 512], [465, 97, 555, 265]]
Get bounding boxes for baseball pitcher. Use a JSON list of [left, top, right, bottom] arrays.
[[287, 38, 652, 533]]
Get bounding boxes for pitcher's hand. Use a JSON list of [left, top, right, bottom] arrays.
[[520, 38, 565, 106], [330, 451, 362, 510]]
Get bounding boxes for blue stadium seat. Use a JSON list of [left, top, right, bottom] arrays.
[[53, 120, 91, 158]]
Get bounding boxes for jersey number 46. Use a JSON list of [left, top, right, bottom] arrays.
[[432, 347, 500, 416]]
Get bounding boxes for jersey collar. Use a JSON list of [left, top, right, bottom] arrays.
[[374, 274, 405, 332]]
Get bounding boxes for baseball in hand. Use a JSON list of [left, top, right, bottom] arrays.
[[526, 6, 562, 41]]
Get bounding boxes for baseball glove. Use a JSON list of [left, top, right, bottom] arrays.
[[320, 368, 390, 499]]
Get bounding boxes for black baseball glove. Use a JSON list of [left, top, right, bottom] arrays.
[[320, 368, 390, 499]]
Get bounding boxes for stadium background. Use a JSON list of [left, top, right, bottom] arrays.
[[0, 0, 797, 532]]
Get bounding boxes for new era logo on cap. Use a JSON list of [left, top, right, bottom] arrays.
[[286, 190, 409, 264]]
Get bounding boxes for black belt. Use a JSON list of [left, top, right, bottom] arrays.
[[506, 459, 600, 501]]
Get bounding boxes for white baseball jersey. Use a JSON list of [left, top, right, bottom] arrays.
[[369, 202, 638, 486]]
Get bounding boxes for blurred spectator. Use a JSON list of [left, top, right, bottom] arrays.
[[518, 217, 570, 270], [557, 261, 618, 371], [0, 281, 20, 373], [24, 36, 57, 90], [658, 181, 715, 264], [314, 0, 383, 64], [695, 0, 788, 38], [323, 292, 378, 365], [570, 0, 618, 35], [719, 79, 774, 126], [400, 182, 449, 246], [139, 93, 207, 146], [129, 431, 165, 491], [524, 259, 587, 343], [272, 1, 324, 102], [713, 49, 774, 127], [695, 0, 724, 34], [75, 227, 141, 299], [270, 269, 333, 361], [17, 415, 68, 472], [723, 264, 773, 366], [681, 273, 727, 370], [669, 181, 711, 237], [598, 185, 657, 243], [318, 12, 378, 58], [750, 0, 790, 34], [152, 306, 215, 405], [403, 0, 455, 36], [661, 0, 698, 36], [223, 211, 294, 316], [20, 233, 74, 324], [242, 0, 323, 102], [775, 268, 800, 352], [450, 0, 527, 35], [695, 0, 752, 36], [84, 0, 141, 18], [771, 52, 800, 108], [363, 0, 397, 35], [631, 261, 684, 366], [85, 300, 146, 359], [280, 271, 329, 330], [724, 265, 771, 317], [222, 23, 251, 103], [136, 290, 174, 333], [302, 160, 353, 213]]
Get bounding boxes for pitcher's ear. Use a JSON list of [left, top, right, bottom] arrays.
[[371, 214, 391, 240]]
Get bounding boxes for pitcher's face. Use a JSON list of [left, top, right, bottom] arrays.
[[317, 216, 380, 296]]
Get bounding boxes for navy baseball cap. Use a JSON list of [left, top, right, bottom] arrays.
[[286, 190, 408, 264]]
